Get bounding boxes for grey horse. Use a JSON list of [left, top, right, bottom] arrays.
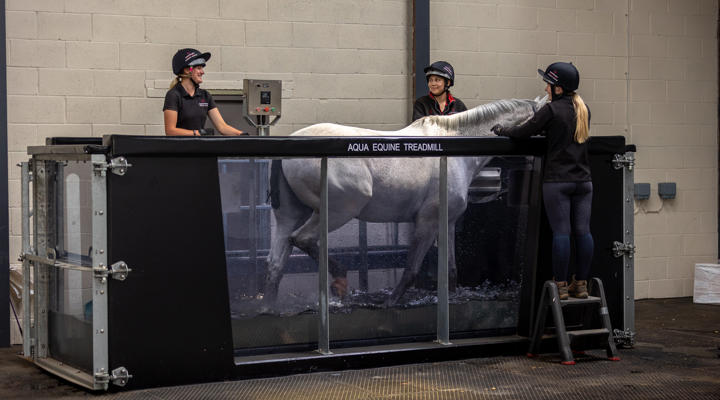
[[265, 96, 547, 306]]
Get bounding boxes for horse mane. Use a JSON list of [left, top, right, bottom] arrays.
[[411, 98, 540, 136]]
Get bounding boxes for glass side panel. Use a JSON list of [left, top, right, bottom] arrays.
[[55, 161, 94, 266], [47, 264, 93, 373], [450, 155, 538, 336], [325, 156, 438, 345], [219, 158, 319, 353], [220, 155, 540, 353]]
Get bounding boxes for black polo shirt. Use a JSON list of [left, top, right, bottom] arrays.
[[163, 83, 217, 130]]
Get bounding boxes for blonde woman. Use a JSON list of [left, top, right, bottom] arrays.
[[491, 62, 592, 300], [163, 48, 245, 136]]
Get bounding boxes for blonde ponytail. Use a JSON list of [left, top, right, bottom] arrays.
[[169, 72, 191, 89], [572, 93, 590, 144]]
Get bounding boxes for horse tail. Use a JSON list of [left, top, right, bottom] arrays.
[[270, 160, 283, 209], [269, 160, 311, 215]]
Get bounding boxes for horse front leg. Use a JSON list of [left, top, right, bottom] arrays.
[[386, 218, 438, 306]]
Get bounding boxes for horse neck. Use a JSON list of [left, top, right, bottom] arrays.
[[454, 100, 532, 137], [455, 154, 492, 181]]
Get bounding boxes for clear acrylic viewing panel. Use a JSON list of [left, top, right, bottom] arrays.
[[219, 155, 538, 352]]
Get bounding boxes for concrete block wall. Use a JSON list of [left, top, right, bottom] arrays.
[[4, 0, 718, 299], [629, 0, 719, 298], [432, 0, 718, 299], [4, 0, 412, 263]]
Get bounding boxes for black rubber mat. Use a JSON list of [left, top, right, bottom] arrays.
[[106, 348, 720, 400], [2, 298, 718, 399]]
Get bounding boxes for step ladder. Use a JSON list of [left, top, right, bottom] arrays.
[[528, 277, 620, 365]]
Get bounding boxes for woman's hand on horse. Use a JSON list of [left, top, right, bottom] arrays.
[[491, 124, 505, 136]]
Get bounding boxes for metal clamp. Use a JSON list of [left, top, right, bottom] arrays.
[[612, 153, 635, 171], [94, 261, 131, 281], [612, 241, 635, 258], [96, 366, 132, 387], [110, 367, 132, 387], [93, 157, 132, 177]]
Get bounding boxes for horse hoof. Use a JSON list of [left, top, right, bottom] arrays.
[[330, 277, 348, 298], [384, 294, 399, 308]]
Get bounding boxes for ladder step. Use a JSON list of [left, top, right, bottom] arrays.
[[540, 328, 610, 341], [528, 278, 619, 362], [567, 328, 609, 340], [559, 295, 601, 306]]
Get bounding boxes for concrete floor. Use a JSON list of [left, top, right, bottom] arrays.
[[1, 297, 719, 399]]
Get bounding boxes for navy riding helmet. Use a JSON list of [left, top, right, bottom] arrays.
[[538, 62, 579, 98], [172, 48, 211, 76], [424, 61, 455, 88]]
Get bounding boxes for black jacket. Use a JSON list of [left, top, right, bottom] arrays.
[[412, 92, 467, 121], [500, 95, 591, 182]]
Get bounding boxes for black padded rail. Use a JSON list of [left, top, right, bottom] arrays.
[[45, 137, 103, 145], [103, 135, 626, 158]]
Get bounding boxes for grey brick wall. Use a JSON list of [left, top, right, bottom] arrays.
[[4, 0, 717, 299]]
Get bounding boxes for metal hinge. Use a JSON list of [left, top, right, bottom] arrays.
[[95, 366, 132, 387], [612, 154, 635, 171], [613, 328, 636, 348], [94, 261, 132, 281], [612, 241, 635, 258], [93, 157, 132, 177]]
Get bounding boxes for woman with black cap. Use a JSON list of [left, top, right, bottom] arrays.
[[412, 61, 467, 121], [492, 62, 592, 300], [163, 48, 245, 136]]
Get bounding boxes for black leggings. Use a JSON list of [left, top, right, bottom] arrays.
[[543, 181, 593, 281]]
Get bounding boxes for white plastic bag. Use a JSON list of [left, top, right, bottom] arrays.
[[694, 264, 720, 305]]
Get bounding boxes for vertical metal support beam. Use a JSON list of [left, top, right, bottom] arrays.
[[0, 0, 10, 348], [413, 0, 430, 101], [20, 163, 31, 357], [90, 155, 110, 389], [248, 159, 258, 294], [55, 163, 65, 259], [437, 157, 450, 345], [358, 221, 369, 292], [33, 161, 51, 358], [622, 152, 635, 333], [317, 157, 331, 355]]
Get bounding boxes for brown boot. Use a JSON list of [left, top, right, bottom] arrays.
[[569, 276, 588, 299], [555, 280, 569, 300]]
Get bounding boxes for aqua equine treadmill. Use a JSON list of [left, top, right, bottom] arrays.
[[20, 135, 635, 390]]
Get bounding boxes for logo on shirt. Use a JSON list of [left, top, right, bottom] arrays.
[[198, 99, 209, 107]]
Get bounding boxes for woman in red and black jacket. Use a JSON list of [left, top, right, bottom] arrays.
[[412, 61, 467, 121]]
